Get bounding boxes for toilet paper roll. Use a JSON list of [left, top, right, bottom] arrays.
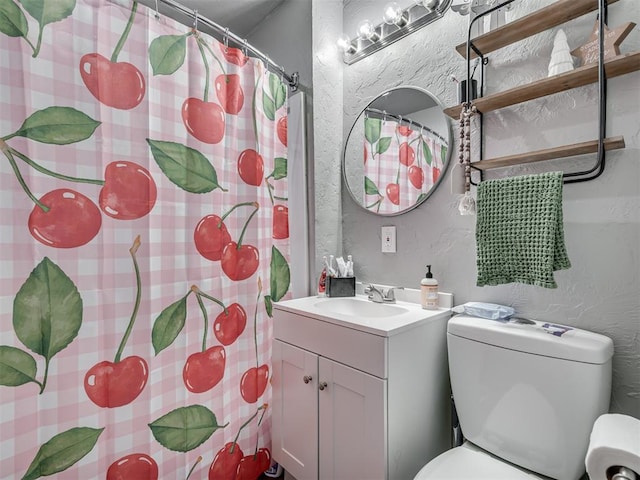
[[586, 414, 640, 480]]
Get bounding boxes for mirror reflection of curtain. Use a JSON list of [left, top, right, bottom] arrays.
[[363, 118, 447, 214]]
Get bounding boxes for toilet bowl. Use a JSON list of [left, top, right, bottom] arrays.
[[415, 442, 548, 479], [414, 314, 614, 480]]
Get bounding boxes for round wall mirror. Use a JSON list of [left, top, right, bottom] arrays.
[[343, 86, 451, 215]]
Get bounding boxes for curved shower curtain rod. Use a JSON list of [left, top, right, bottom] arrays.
[[153, 0, 300, 91]]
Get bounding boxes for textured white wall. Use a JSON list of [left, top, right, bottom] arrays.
[[312, 0, 639, 416]]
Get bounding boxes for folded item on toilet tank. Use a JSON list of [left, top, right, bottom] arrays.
[[452, 302, 515, 320]]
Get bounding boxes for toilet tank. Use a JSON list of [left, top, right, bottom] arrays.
[[448, 315, 613, 480]]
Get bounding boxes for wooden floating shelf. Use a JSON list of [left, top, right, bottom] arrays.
[[444, 51, 640, 118], [455, 0, 620, 59], [470, 136, 625, 171]]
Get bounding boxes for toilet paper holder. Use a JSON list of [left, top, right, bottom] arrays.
[[609, 466, 638, 480]]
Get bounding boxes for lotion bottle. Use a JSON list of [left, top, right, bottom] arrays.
[[421, 265, 439, 310]]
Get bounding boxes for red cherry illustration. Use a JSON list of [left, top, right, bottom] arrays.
[[214, 303, 247, 346], [272, 205, 289, 240], [386, 183, 400, 205], [99, 161, 157, 220], [408, 165, 425, 189], [397, 125, 412, 136], [209, 442, 244, 480], [432, 166, 441, 183], [194, 214, 232, 261], [236, 448, 271, 480], [107, 453, 158, 480], [219, 43, 250, 66], [183, 345, 226, 393], [215, 74, 244, 114], [240, 364, 269, 404], [182, 97, 226, 144], [277, 117, 287, 147], [221, 242, 260, 281], [80, 53, 145, 110], [29, 189, 102, 248], [84, 355, 148, 408], [399, 142, 415, 166], [237, 149, 264, 186]]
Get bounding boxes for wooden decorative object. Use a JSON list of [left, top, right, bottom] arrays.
[[571, 20, 636, 66]]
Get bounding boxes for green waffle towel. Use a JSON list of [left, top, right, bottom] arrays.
[[476, 171, 571, 288]]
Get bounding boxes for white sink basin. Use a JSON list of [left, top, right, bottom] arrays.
[[313, 297, 410, 318], [274, 294, 449, 336]]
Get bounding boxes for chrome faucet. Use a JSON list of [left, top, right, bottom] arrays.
[[364, 284, 404, 303], [364, 284, 385, 303]]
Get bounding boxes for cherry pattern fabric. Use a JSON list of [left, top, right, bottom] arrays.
[[363, 118, 447, 214], [0, 1, 290, 478]]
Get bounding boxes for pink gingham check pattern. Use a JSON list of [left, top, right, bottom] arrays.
[[364, 120, 446, 214], [0, 0, 289, 477]]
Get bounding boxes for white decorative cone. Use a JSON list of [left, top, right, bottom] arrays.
[[548, 29, 575, 76]]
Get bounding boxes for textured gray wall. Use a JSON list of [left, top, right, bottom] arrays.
[[313, 0, 639, 416]]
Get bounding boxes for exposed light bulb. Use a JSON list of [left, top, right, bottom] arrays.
[[336, 33, 356, 54], [421, 0, 441, 11], [383, 2, 407, 27], [357, 20, 379, 41]]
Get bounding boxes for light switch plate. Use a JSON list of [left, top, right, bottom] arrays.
[[381, 226, 396, 253]]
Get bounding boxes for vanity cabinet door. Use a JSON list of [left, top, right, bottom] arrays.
[[318, 356, 387, 480], [272, 340, 319, 480]]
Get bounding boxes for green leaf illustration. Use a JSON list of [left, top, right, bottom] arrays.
[[14, 107, 100, 145], [149, 405, 224, 452], [0, 0, 29, 38], [13, 257, 82, 363], [270, 157, 287, 180], [147, 139, 224, 194], [21, 427, 103, 480], [262, 90, 276, 121], [268, 73, 287, 110], [0, 345, 38, 387], [19, 0, 75, 57], [149, 34, 187, 75], [19, 0, 75, 27], [152, 294, 188, 355], [422, 140, 432, 166], [364, 118, 381, 144], [263, 295, 273, 317], [364, 176, 380, 196], [441, 145, 447, 163], [377, 137, 392, 155], [270, 246, 290, 302]]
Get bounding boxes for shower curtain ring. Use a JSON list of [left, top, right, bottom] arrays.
[[193, 10, 198, 30], [154, 0, 159, 20], [398, 114, 403, 126], [242, 38, 248, 56], [224, 28, 229, 51], [382, 110, 387, 124]]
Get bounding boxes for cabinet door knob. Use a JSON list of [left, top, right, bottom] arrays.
[[318, 381, 328, 391], [303, 375, 312, 384]]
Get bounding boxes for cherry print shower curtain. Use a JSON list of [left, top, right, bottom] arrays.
[[0, 1, 290, 478], [363, 118, 447, 214]]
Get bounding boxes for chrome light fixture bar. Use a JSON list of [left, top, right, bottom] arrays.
[[340, 0, 453, 65]]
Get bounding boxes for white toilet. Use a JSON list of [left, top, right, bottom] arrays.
[[415, 314, 614, 480]]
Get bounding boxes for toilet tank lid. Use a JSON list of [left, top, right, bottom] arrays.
[[448, 315, 614, 364]]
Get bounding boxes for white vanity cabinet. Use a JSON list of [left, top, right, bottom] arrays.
[[271, 297, 451, 480]]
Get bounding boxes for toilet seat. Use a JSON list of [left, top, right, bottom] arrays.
[[414, 442, 548, 480]]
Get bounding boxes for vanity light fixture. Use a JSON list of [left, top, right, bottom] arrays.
[[337, 0, 452, 65]]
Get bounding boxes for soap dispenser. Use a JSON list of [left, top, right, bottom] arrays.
[[420, 265, 439, 310]]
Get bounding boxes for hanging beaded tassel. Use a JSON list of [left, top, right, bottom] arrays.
[[457, 103, 477, 215]]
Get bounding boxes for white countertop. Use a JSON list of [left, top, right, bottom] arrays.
[[273, 294, 451, 337]]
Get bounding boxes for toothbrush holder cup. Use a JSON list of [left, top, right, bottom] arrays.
[[326, 277, 356, 297]]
